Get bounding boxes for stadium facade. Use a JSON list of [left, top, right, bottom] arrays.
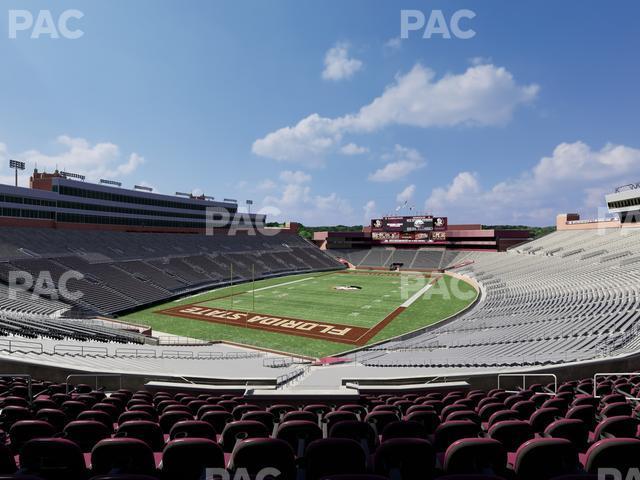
[[0, 169, 265, 233], [314, 217, 531, 254], [0, 175, 638, 397]]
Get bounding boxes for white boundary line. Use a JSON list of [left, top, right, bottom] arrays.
[[400, 278, 438, 308], [173, 275, 318, 302], [249, 276, 316, 293]]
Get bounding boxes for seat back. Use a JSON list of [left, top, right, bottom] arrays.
[[328, 420, 377, 453], [304, 438, 366, 480], [91, 438, 156, 476], [380, 420, 429, 442], [115, 420, 165, 451], [373, 438, 435, 480], [20, 438, 85, 480], [434, 420, 481, 451], [161, 438, 224, 480], [444, 438, 507, 476], [220, 420, 269, 453], [200, 410, 233, 433], [9, 420, 55, 452], [544, 419, 589, 451], [231, 438, 296, 480], [276, 420, 322, 456], [63, 420, 110, 452], [593, 415, 639, 440], [514, 438, 580, 480], [529, 407, 561, 433], [488, 420, 534, 452], [169, 419, 217, 440], [585, 438, 640, 476]]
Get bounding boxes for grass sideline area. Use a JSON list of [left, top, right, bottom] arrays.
[[121, 270, 477, 358]]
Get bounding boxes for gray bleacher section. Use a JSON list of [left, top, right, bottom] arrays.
[[358, 227, 640, 369], [0, 227, 343, 317], [328, 247, 468, 270]]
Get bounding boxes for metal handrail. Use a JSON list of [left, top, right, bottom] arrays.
[[593, 372, 640, 399], [0, 339, 43, 354], [497, 373, 557, 394], [65, 374, 123, 393], [114, 348, 157, 358], [53, 345, 108, 356], [161, 350, 194, 359]]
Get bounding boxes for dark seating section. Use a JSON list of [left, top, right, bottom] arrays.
[[0, 226, 343, 317], [0, 374, 639, 479]]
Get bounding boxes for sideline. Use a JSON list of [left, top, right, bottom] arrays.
[[400, 275, 441, 308]]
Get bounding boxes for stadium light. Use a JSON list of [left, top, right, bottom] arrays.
[[100, 179, 122, 187], [134, 185, 153, 192], [246, 199, 253, 214], [9, 159, 25, 187]]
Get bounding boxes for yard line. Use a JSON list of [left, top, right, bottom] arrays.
[[239, 276, 317, 295], [400, 276, 440, 308]]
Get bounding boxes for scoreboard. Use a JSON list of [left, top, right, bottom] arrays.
[[370, 215, 448, 244]]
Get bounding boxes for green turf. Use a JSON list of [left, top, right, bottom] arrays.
[[199, 271, 428, 327], [121, 270, 477, 358]]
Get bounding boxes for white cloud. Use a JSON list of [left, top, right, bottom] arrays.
[[340, 143, 369, 155], [384, 37, 402, 51], [363, 200, 377, 221], [257, 179, 277, 191], [396, 184, 416, 203], [424, 141, 640, 224], [258, 205, 282, 218], [253, 63, 539, 165], [369, 145, 426, 182], [1, 135, 145, 185], [279, 170, 312, 184], [322, 43, 363, 81], [261, 170, 353, 225], [469, 56, 492, 66], [252, 113, 343, 165]]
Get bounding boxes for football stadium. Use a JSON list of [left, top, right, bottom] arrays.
[[1, 1, 639, 478]]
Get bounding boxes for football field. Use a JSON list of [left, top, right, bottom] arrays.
[[122, 270, 477, 358]]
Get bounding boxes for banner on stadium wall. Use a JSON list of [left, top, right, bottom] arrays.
[[371, 230, 447, 244], [371, 216, 447, 232]]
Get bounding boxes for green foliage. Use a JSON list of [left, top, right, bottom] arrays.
[[483, 225, 556, 238], [297, 224, 363, 239]]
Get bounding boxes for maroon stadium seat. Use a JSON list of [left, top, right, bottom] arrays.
[[373, 438, 435, 480], [169, 419, 217, 440], [161, 438, 224, 480], [19, 438, 85, 480], [63, 420, 110, 452], [115, 420, 165, 451], [584, 438, 640, 476], [488, 420, 534, 452], [9, 420, 55, 452], [513, 438, 580, 480], [220, 420, 269, 453], [276, 420, 322, 456], [444, 438, 507, 476], [303, 438, 366, 480], [328, 420, 377, 453], [230, 438, 296, 480], [91, 438, 156, 476]]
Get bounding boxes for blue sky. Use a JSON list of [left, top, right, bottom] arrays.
[[0, 0, 638, 226]]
